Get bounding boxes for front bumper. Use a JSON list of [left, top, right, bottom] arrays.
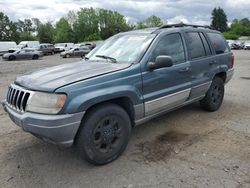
[[2, 101, 85, 147], [225, 68, 234, 83]]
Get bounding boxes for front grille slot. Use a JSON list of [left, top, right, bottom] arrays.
[[6, 85, 31, 112]]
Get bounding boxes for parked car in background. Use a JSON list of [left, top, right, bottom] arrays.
[[2, 48, 43, 61], [244, 41, 250, 50], [2, 24, 234, 165], [226, 40, 233, 49], [9, 41, 40, 53], [235, 40, 245, 49], [38, 44, 55, 55], [85, 42, 96, 50], [74, 43, 86, 48], [60, 46, 91, 58], [0, 41, 16, 56], [54, 43, 74, 52], [74, 42, 96, 50]]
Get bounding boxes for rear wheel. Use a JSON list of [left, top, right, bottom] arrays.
[[76, 103, 131, 165], [66, 54, 70, 58], [32, 54, 39, 60], [200, 77, 224, 112]]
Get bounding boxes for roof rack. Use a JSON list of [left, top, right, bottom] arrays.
[[159, 23, 215, 30]]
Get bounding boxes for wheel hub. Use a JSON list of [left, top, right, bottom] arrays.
[[102, 125, 115, 144]]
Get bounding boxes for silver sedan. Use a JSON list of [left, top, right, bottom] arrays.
[[60, 47, 91, 58], [2, 49, 43, 61]]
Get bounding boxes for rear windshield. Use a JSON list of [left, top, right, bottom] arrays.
[[207, 33, 229, 54]]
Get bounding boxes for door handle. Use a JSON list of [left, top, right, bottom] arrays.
[[209, 60, 217, 65], [178, 67, 190, 73]]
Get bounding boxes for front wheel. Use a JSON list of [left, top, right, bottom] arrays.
[[9, 55, 15, 61], [76, 103, 131, 165], [200, 77, 224, 112]]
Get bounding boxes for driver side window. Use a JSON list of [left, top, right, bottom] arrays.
[[150, 33, 185, 64]]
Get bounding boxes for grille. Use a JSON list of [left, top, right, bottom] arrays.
[[6, 85, 31, 112]]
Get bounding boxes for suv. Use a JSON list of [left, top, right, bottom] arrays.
[[2, 24, 234, 165], [38, 44, 55, 55]]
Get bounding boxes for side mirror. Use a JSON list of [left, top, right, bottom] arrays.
[[148, 55, 173, 70]]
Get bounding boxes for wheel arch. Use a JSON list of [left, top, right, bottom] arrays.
[[214, 72, 226, 83], [81, 97, 136, 127]]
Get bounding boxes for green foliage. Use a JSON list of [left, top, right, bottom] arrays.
[[73, 8, 130, 41], [37, 22, 55, 43], [84, 33, 102, 41], [136, 15, 163, 29], [19, 32, 37, 41], [15, 18, 35, 42], [0, 12, 19, 41], [211, 7, 228, 32], [54, 18, 74, 43], [2, 7, 250, 43], [223, 32, 239, 40], [230, 18, 250, 36]]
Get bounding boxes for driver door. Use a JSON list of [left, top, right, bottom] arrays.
[[73, 48, 79, 57], [141, 32, 192, 116], [17, 50, 27, 59]]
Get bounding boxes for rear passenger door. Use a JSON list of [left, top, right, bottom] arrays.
[[206, 32, 232, 72], [142, 32, 193, 116], [184, 31, 214, 100]]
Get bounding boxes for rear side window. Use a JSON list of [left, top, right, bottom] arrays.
[[150, 33, 185, 64], [199, 33, 212, 56], [207, 33, 229, 54], [186, 32, 206, 59]]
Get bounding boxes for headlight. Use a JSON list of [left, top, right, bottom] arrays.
[[26, 92, 67, 114]]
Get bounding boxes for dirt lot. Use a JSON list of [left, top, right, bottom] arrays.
[[0, 51, 250, 188]]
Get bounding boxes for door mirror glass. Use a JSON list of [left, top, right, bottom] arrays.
[[148, 55, 173, 70]]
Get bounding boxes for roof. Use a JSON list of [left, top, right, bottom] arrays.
[[124, 23, 218, 35]]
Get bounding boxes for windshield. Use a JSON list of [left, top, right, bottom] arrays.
[[86, 34, 155, 63]]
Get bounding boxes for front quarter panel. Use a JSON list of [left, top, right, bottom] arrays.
[[56, 63, 143, 114]]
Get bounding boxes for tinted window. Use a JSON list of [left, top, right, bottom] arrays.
[[207, 33, 229, 54], [199, 33, 212, 56], [150, 33, 185, 64], [186, 32, 206, 59]]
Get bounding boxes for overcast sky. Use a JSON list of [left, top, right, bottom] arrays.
[[1, 0, 250, 25]]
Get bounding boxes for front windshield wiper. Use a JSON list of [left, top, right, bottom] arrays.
[[96, 55, 117, 63]]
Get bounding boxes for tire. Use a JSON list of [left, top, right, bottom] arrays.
[[9, 55, 15, 61], [32, 55, 39, 60], [51, 51, 54, 55], [200, 77, 224, 112], [66, 54, 70, 58], [76, 103, 131, 165]]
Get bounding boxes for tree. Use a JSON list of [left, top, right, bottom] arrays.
[[0, 12, 19, 41], [136, 15, 163, 29], [211, 7, 228, 32], [73, 8, 130, 42], [15, 18, 36, 42], [230, 18, 250, 36], [54, 18, 74, 43], [98, 9, 130, 40], [37, 22, 55, 43]]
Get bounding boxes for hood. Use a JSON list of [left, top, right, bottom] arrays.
[[3, 53, 14, 57], [15, 60, 131, 92]]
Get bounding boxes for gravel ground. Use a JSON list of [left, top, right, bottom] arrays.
[[0, 51, 250, 188]]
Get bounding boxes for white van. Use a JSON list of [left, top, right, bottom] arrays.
[[54, 43, 74, 52], [9, 41, 40, 52], [0, 41, 17, 55]]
